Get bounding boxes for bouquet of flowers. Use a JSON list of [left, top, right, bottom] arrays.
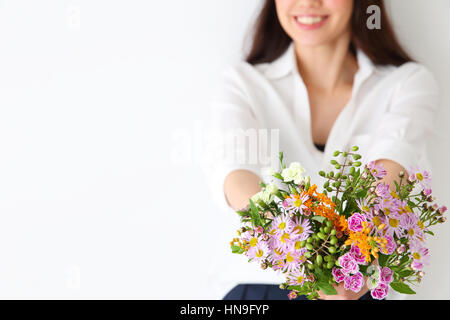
[[230, 146, 447, 300]]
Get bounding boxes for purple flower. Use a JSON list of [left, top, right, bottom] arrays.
[[380, 267, 393, 284], [368, 161, 387, 179], [381, 235, 397, 255], [375, 183, 391, 198], [338, 253, 359, 275], [344, 272, 364, 293], [347, 213, 367, 233], [370, 282, 389, 300], [350, 245, 366, 265], [332, 267, 345, 283]]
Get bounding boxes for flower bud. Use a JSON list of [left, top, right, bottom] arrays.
[[396, 245, 406, 254], [307, 274, 316, 282], [418, 271, 425, 278], [439, 217, 447, 223], [398, 171, 405, 178], [261, 263, 268, 270], [248, 229, 255, 236], [279, 283, 287, 290], [262, 234, 269, 241]]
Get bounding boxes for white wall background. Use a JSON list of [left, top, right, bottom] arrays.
[[0, 0, 448, 299]]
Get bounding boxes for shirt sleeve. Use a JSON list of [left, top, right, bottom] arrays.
[[364, 63, 440, 174], [203, 65, 264, 212]]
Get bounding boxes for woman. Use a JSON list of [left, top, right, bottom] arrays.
[[206, 0, 439, 300]]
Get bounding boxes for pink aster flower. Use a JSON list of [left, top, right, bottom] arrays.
[[241, 232, 262, 248], [409, 242, 430, 271], [290, 216, 312, 241], [347, 212, 367, 233], [283, 192, 309, 215], [281, 250, 301, 274], [271, 213, 293, 237], [332, 267, 346, 283], [371, 282, 389, 300], [407, 166, 432, 190], [287, 265, 307, 287], [356, 197, 372, 214], [338, 253, 359, 275], [344, 272, 364, 293], [246, 241, 269, 263], [402, 213, 425, 242], [374, 183, 391, 198], [367, 161, 387, 179], [384, 211, 405, 239]]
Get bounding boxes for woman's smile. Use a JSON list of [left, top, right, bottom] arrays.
[[294, 15, 329, 30]]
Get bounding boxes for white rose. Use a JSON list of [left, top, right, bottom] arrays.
[[251, 191, 262, 203], [260, 189, 274, 204], [265, 183, 278, 195], [281, 162, 306, 185]]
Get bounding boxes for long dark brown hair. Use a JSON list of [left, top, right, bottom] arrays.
[[245, 0, 412, 66]]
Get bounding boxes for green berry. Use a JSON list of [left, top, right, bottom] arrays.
[[330, 236, 338, 245], [306, 243, 314, 251], [316, 255, 323, 265], [327, 261, 334, 269], [330, 229, 336, 236], [328, 246, 336, 254], [317, 232, 326, 240]]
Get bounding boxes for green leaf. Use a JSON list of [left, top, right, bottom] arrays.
[[273, 173, 283, 180], [230, 245, 244, 254], [248, 199, 263, 227], [236, 210, 248, 217], [397, 269, 414, 278], [390, 282, 416, 294], [378, 253, 389, 267], [317, 281, 337, 295], [407, 200, 416, 209], [311, 215, 326, 223], [355, 189, 367, 199], [424, 230, 435, 236]]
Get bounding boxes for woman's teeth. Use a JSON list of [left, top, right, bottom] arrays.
[[296, 16, 325, 25]]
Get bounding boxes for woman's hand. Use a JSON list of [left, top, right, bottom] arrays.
[[318, 279, 369, 300]]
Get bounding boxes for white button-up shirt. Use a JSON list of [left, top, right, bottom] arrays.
[[203, 42, 440, 298]]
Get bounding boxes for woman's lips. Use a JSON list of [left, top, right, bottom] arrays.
[[294, 15, 329, 30]]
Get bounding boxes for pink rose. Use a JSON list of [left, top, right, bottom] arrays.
[[347, 213, 367, 232], [344, 272, 364, 293], [370, 282, 389, 300], [332, 267, 345, 283], [338, 253, 359, 275], [380, 267, 393, 284], [350, 245, 366, 265]]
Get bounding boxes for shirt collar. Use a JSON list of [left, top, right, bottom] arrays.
[[264, 41, 375, 81]]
